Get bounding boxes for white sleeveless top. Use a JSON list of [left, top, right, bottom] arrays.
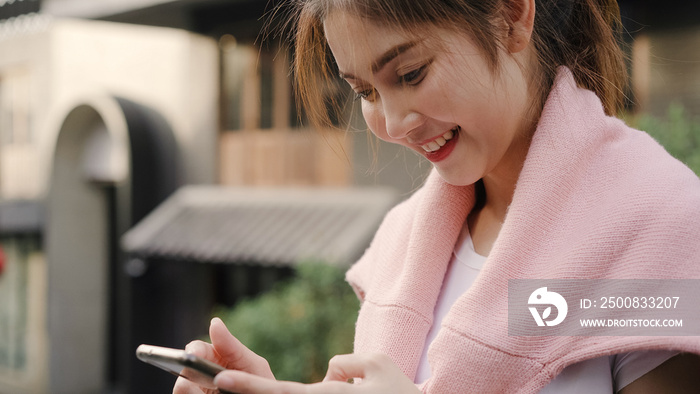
[[414, 231, 678, 391]]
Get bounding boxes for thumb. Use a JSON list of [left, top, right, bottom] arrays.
[[209, 317, 274, 378], [323, 353, 382, 382], [209, 317, 238, 353], [209, 317, 247, 366]]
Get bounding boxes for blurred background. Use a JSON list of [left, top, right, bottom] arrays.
[[0, 0, 699, 393]]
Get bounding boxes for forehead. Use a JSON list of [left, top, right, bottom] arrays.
[[323, 10, 420, 73]]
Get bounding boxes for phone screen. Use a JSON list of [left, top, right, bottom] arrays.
[[136, 344, 226, 389]]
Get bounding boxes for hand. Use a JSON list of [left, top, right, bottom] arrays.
[[173, 317, 275, 394], [212, 353, 421, 394]]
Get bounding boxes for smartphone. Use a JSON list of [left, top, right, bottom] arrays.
[[136, 344, 226, 389]]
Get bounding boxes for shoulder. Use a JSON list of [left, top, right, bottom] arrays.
[[345, 186, 425, 300], [345, 171, 475, 300], [604, 117, 700, 216], [588, 117, 700, 275]]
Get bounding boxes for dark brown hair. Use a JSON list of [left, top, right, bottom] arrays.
[[290, 0, 626, 130]]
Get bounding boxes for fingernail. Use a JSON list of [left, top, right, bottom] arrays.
[[185, 341, 202, 355], [211, 317, 223, 325]]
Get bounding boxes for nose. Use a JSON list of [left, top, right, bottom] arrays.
[[382, 93, 423, 140]]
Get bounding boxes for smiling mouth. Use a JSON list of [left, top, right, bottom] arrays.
[[421, 126, 459, 153]]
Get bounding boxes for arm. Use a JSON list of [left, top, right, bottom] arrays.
[[619, 353, 700, 394]]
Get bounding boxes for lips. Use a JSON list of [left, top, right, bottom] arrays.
[[421, 126, 460, 163]]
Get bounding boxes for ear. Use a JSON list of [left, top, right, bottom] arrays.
[[504, 0, 536, 53]]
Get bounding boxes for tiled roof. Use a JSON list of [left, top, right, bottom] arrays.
[[121, 186, 400, 267]]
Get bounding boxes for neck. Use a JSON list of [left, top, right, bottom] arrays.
[[482, 122, 533, 220], [481, 172, 518, 220], [466, 123, 533, 256]]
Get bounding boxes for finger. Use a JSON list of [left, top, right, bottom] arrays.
[[323, 354, 374, 382], [185, 339, 232, 375], [215, 370, 304, 394], [185, 340, 216, 360], [174, 374, 223, 394], [209, 318, 272, 378], [215, 371, 351, 394], [173, 376, 206, 394]]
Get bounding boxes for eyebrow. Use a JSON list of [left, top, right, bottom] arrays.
[[338, 40, 420, 80]]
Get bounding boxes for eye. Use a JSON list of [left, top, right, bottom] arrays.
[[398, 62, 431, 85], [354, 88, 377, 102]]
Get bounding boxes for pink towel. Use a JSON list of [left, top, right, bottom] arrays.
[[347, 68, 700, 393]]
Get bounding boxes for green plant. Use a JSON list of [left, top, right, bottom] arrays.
[[213, 262, 360, 383], [628, 103, 700, 175]]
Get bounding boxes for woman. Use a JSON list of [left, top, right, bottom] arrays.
[[175, 0, 700, 392]]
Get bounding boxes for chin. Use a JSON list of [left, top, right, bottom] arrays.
[[434, 167, 479, 187]]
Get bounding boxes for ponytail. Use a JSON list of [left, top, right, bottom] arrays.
[[533, 0, 627, 115]]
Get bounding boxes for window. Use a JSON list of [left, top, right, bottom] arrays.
[[0, 70, 31, 146], [218, 36, 351, 187], [220, 37, 298, 132]]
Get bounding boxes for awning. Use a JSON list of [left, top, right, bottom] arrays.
[[0, 199, 43, 235], [121, 186, 400, 267]]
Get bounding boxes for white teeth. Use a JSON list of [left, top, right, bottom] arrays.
[[421, 127, 458, 152]]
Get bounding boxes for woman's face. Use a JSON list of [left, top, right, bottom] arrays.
[[324, 11, 535, 186]]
